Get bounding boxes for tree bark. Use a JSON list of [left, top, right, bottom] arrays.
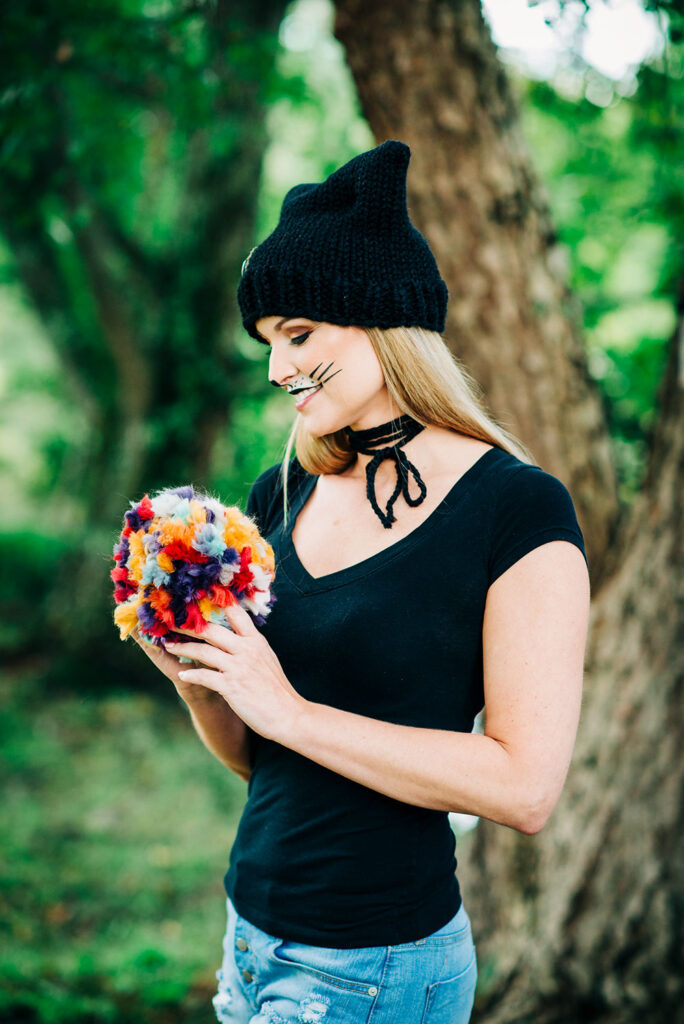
[[334, 0, 620, 590], [460, 309, 683, 1023], [332, 1, 683, 1020]]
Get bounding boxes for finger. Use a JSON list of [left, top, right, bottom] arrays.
[[175, 620, 242, 653], [165, 640, 228, 671], [176, 667, 225, 692], [222, 601, 259, 638], [132, 630, 161, 656]]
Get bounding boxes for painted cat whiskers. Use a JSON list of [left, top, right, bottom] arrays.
[[274, 360, 343, 396]]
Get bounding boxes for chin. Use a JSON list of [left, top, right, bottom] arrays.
[[302, 422, 341, 439], [298, 412, 348, 439]]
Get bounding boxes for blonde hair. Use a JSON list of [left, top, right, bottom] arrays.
[[274, 324, 535, 527]]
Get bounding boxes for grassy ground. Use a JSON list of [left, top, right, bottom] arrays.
[[1, 666, 247, 1023]]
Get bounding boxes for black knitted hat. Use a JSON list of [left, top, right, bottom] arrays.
[[237, 140, 448, 340]]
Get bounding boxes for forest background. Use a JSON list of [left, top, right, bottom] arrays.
[[1, 1, 681, 1022]]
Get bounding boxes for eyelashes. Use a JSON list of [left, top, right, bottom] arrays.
[[256, 327, 343, 387], [257, 330, 310, 355]]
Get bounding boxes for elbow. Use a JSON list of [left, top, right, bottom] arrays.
[[515, 812, 548, 836], [512, 789, 555, 835]]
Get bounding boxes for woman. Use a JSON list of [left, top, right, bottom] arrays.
[[135, 140, 590, 1024]]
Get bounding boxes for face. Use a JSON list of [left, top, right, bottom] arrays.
[[254, 316, 393, 434]]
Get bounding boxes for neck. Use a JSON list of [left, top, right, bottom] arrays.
[[343, 412, 428, 528], [344, 412, 425, 476]]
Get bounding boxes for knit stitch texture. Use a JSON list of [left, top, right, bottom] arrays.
[[237, 140, 448, 339]]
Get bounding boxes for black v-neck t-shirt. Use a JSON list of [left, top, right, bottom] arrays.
[[224, 445, 587, 947]]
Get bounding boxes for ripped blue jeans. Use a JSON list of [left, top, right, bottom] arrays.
[[213, 897, 477, 1024]]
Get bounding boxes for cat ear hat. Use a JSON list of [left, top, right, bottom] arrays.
[[237, 140, 448, 340]]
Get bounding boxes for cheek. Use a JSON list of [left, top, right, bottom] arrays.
[[340, 356, 384, 388], [355, 356, 385, 392]]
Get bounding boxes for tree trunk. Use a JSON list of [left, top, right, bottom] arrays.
[[332, 1, 683, 1020], [334, 0, 620, 589], [460, 311, 683, 1023]]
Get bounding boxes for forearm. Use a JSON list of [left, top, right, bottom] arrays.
[[183, 690, 252, 781], [287, 702, 542, 833]]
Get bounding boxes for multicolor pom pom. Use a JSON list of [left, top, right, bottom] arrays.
[[111, 484, 276, 654]]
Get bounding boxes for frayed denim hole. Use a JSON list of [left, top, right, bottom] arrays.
[[298, 992, 330, 1023], [212, 975, 234, 1023], [261, 1001, 287, 1024]]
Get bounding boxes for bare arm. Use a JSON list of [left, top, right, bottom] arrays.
[[132, 629, 251, 781], [283, 540, 590, 833], [183, 691, 252, 781], [171, 541, 590, 833]]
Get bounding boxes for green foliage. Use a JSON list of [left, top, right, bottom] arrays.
[[0, 0, 680, 670], [517, 43, 683, 494], [257, 0, 374, 236], [0, 0, 372, 537], [0, 530, 75, 656], [208, 0, 373, 494], [1, 669, 245, 1023], [0, 283, 92, 530], [0, 0, 300, 659], [0, 0, 290, 516]]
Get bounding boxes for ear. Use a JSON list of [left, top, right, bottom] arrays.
[[356, 140, 411, 233]]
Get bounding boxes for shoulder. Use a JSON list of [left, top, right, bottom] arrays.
[[246, 457, 314, 532], [250, 456, 311, 498], [491, 450, 578, 510], [486, 450, 587, 587], [250, 461, 284, 496]]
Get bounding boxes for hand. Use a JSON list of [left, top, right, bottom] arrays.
[[131, 625, 219, 705], [164, 602, 308, 743]]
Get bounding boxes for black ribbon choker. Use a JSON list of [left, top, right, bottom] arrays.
[[344, 413, 427, 529]]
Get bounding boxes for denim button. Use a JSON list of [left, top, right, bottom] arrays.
[[236, 938, 249, 951], [368, 986, 378, 996], [241, 969, 253, 983]]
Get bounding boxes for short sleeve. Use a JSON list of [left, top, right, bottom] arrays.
[[244, 463, 282, 535], [245, 475, 263, 525], [488, 464, 588, 587], [245, 457, 314, 537]]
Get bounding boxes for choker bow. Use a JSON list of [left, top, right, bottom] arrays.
[[344, 414, 427, 529]]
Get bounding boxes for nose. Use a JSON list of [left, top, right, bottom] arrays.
[[267, 343, 301, 389]]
